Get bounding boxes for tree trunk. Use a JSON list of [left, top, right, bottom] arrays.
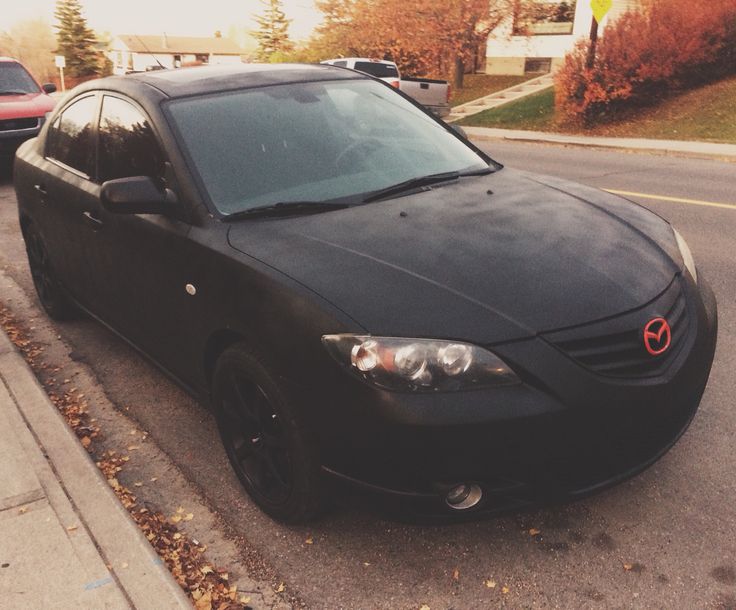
[[454, 55, 465, 89]]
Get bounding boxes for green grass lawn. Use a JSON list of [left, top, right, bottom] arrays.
[[451, 74, 530, 107], [457, 75, 736, 144], [458, 87, 555, 129]]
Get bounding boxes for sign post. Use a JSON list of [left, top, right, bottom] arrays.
[[54, 55, 66, 92], [588, 0, 613, 68]]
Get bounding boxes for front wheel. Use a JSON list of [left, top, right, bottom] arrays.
[[212, 343, 325, 523]]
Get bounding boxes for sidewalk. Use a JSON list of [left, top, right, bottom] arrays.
[[463, 126, 736, 160], [0, 327, 191, 609]]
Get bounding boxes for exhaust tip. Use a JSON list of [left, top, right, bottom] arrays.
[[445, 483, 483, 510]]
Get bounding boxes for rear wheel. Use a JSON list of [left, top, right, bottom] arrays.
[[24, 225, 78, 320], [212, 343, 325, 523]]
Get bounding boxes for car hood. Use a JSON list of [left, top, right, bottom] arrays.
[[0, 92, 56, 120], [227, 168, 681, 343]]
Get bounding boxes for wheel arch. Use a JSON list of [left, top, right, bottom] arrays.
[[202, 328, 249, 394]]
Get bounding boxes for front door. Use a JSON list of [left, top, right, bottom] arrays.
[[86, 94, 196, 377]]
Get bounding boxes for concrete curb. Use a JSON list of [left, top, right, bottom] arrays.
[[0, 327, 192, 609], [464, 126, 736, 160]]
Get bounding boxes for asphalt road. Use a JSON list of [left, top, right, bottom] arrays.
[[1, 142, 735, 610]]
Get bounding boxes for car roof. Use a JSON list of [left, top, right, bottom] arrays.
[[73, 63, 367, 100], [323, 58, 397, 65], [0, 57, 21, 63]]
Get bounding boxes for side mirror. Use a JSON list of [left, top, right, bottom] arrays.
[[42, 83, 57, 94], [448, 124, 467, 139], [100, 176, 177, 215]]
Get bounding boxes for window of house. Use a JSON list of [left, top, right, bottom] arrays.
[[513, 0, 577, 35], [98, 96, 164, 183], [45, 95, 97, 177]]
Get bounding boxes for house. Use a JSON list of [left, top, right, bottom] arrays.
[[107, 34, 243, 75], [485, 0, 640, 75]]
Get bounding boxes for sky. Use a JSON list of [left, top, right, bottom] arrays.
[[1, 0, 323, 42]]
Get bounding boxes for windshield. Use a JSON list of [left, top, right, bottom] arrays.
[[168, 79, 489, 215], [0, 62, 41, 94], [354, 62, 399, 78]]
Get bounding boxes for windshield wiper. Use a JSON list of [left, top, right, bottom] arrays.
[[0, 90, 32, 96], [222, 200, 351, 221], [362, 166, 494, 204], [362, 171, 460, 203]]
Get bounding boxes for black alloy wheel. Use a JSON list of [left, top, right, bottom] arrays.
[[24, 225, 77, 320], [212, 344, 324, 522], [220, 373, 292, 505]]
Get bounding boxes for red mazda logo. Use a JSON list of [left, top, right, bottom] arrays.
[[643, 317, 671, 356]]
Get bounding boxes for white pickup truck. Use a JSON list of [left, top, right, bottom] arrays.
[[320, 58, 451, 119]]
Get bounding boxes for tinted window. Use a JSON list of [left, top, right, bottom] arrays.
[[333, 60, 348, 68], [169, 80, 487, 215], [98, 96, 164, 182], [0, 62, 41, 95], [46, 95, 97, 176], [354, 62, 399, 78]]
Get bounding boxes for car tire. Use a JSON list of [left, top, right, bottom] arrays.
[[212, 343, 325, 523], [23, 224, 79, 320]]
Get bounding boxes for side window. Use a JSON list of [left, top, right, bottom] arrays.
[[333, 60, 348, 68], [98, 96, 164, 183], [46, 95, 97, 177]]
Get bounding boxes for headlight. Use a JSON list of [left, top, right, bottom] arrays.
[[322, 335, 520, 392], [673, 228, 697, 283]]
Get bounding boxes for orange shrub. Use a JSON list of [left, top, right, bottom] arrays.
[[556, 0, 736, 124]]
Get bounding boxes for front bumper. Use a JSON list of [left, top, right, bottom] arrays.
[[0, 118, 42, 155], [313, 274, 717, 517]]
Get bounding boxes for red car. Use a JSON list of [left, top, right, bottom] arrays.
[[1, 57, 58, 159]]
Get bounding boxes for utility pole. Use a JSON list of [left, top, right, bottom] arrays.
[[586, 16, 599, 69], [587, 0, 612, 68]]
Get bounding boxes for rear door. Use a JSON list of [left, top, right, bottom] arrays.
[[39, 93, 101, 306]]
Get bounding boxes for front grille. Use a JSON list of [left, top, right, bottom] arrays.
[[544, 278, 690, 378], [0, 117, 39, 132]]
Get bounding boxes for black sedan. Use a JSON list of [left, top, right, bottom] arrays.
[[13, 64, 717, 522]]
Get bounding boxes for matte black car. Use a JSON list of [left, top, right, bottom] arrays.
[[13, 64, 717, 522]]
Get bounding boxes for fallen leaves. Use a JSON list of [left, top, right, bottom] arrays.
[[305, 535, 314, 545], [0, 305, 253, 610], [275, 582, 285, 593], [484, 579, 497, 589], [528, 528, 541, 536]]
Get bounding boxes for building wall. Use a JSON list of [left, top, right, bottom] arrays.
[[108, 47, 241, 75], [486, 0, 634, 75]]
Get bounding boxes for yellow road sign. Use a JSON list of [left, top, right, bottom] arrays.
[[591, 0, 613, 23]]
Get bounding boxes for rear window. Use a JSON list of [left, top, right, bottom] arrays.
[[353, 62, 399, 79], [0, 62, 41, 95]]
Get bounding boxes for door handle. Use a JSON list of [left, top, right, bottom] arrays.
[[34, 184, 48, 201], [82, 211, 104, 229]]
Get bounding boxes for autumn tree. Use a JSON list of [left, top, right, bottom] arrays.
[[555, 0, 736, 124], [54, 0, 100, 77], [0, 19, 57, 83], [310, 0, 514, 85], [253, 0, 295, 62]]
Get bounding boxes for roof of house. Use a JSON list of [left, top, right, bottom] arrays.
[[114, 35, 242, 56]]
